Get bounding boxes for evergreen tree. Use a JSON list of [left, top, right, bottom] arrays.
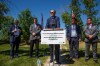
[[70, 0, 83, 26], [82, 0, 99, 24], [18, 9, 34, 44]]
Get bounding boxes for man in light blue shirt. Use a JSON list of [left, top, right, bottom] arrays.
[[71, 25, 77, 37], [67, 18, 82, 59]]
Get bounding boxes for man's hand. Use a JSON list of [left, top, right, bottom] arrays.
[[79, 39, 81, 42], [19, 29, 21, 32], [32, 32, 35, 36], [88, 35, 93, 39], [12, 29, 16, 32]]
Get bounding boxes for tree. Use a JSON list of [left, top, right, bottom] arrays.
[[0, 16, 14, 41], [0, 0, 9, 19], [61, 11, 71, 28], [70, 0, 83, 26], [0, 0, 9, 30], [62, 0, 84, 40], [82, 0, 99, 24], [18, 9, 34, 44], [62, 0, 83, 27]]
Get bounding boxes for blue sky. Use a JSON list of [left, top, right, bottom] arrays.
[[8, 0, 100, 29]]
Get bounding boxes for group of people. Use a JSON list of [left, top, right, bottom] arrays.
[[8, 9, 99, 64]]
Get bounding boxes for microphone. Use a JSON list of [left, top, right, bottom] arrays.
[[52, 20, 56, 29]]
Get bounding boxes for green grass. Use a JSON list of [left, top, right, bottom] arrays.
[[61, 42, 100, 66], [0, 42, 100, 66], [0, 44, 49, 66]]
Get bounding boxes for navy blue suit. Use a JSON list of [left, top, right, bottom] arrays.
[[8, 25, 22, 57], [46, 16, 60, 62], [67, 24, 82, 58]]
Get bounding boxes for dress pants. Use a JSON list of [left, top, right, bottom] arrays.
[[30, 39, 39, 57], [85, 42, 97, 60], [10, 37, 20, 57], [49, 44, 60, 62], [69, 37, 79, 58]]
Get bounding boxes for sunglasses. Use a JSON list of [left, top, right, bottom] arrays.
[[50, 12, 54, 13]]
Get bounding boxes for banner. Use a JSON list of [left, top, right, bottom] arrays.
[[41, 29, 66, 44]]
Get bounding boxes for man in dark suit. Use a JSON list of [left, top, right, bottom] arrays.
[[83, 18, 99, 63], [45, 9, 60, 64], [67, 18, 82, 59], [29, 18, 41, 58], [8, 20, 22, 59]]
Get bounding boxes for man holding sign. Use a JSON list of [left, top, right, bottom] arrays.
[[45, 9, 60, 64]]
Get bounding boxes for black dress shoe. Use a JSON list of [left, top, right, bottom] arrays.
[[35, 55, 39, 58], [50, 60, 53, 63], [56, 61, 61, 64], [29, 56, 32, 58], [15, 55, 19, 58], [10, 56, 14, 59], [85, 59, 89, 62], [94, 60, 98, 63], [75, 56, 79, 58]]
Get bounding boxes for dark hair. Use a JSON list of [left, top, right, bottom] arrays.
[[72, 18, 77, 21], [87, 17, 92, 20], [34, 18, 37, 20], [14, 19, 19, 23]]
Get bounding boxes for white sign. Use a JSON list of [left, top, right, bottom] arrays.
[[41, 30, 66, 44]]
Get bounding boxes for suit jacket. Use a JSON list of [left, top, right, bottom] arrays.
[[30, 24, 41, 40], [8, 25, 22, 43], [83, 24, 99, 42], [67, 24, 82, 41], [46, 16, 60, 28]]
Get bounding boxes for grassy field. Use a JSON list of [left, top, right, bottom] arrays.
[[61, 41, 100, 66], [0, 43, 49, 66], [0, 42, 100, 66]]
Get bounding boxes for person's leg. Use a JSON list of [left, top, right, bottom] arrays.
[[35, 39, 39, 58], [55, 44, 60, 63], [69, 40, 74, 58], [92, 42, 98, 61], [49, 44, 53, 62], [74, 40, 79, 58], [15, 38, 20, 57], [29, 40, 34, 57], [10, 42, 15, 58], [15, 43, 19, 57], [85, 42, 90, 61]]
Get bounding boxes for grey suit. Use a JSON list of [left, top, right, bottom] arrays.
[[29, 24, 41, 57], [30, 24, 41, 40], [83, 24, 99, 60]]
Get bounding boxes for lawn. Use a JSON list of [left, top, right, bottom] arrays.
[[0, 42, 100, 66], [0, 43, 49, 66], [61, 41, 100, 66]]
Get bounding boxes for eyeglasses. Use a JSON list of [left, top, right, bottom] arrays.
[[50, 12, 54, 13]]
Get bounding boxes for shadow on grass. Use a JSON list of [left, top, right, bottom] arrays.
[[60, 54, 75, 64], [0, 50, 30, 56], [60, 49, 75, 64], [60, 49, 100, 65], [0, 40, 9, 45], [39, 47, 50, 57], [0, 47, 50, 58]]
